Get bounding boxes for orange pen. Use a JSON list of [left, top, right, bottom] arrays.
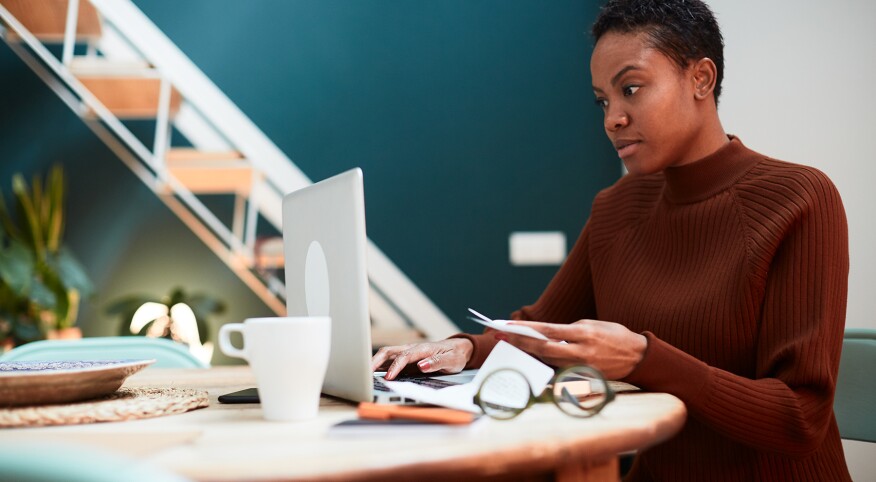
[[357, 402, 476, 425]]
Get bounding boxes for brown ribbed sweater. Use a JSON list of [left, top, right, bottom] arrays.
[[457, 138, 851, 481]]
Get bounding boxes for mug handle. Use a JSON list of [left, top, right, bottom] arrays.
[[218, 323, 247, 360]]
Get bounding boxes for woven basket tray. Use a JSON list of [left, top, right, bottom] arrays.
[[0, 387, 209, 428]]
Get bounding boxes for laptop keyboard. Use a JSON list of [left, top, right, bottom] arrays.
[[373, 375, 459, 392]]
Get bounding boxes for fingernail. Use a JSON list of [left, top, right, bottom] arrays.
[[494, 333, 508, 341], [418, 359, 431, 370]]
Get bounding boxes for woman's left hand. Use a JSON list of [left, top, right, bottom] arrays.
[[496, 319, 648, 380]]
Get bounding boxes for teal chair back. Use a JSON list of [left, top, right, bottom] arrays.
[[0, 337, 209, 368], [834, 328, 876, 443], [0, 442, 191, 482]]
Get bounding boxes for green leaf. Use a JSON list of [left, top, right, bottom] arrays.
[[186, 294, 227, 318], [33, 174, 45, 236], [0, 190, 19, 241], [28, 276, 57, 309], [0, 240, 35, 295], [12, 317, 42, 344], [12, 174, 44, 258], [105, 294, 158, 316], [46, 165, 64, 252], [39, 265, 71, 329], [168, 287, 186, 306], [35, 256, 69, 330], [46, 248, 93, 296]]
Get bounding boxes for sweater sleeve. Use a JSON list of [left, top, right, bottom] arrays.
[[451, 222, 598, 368], [624, 170, 849, 457]]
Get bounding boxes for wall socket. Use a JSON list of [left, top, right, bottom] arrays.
[[508, 231, 567, 266]]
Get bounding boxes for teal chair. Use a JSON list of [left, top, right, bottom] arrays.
[[834, 328, 876, 442], [0, 442, 191, 482], [0, 337, 209, 368]]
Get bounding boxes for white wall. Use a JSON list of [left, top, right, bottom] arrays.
[[711, 0, 876, 330], [709, 2, 876, 479]]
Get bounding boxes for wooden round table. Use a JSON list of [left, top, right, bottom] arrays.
[[10, 367, 686, 482]]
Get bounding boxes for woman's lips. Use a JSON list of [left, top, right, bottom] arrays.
[[615, 140, 640, 159]]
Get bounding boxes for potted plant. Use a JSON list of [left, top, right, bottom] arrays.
[[105, 287, 226, 364], [0, 165, 94, 349]]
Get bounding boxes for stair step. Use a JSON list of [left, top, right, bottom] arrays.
[[1, 0, 102, 43], [166, 154, 253, 195], [165, 148, 243, 163], [78, 75, 181, 119], [69, 57, 155, 77]]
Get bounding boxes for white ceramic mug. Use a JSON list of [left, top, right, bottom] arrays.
[[218, 316, 331, 421]]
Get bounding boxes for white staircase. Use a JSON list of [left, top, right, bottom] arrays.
[[0, 0, 458, 344]]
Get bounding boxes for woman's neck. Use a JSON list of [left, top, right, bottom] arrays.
[[676, 112, 729, 168]]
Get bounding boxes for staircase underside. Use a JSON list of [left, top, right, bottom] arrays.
[[0, 0, 459, 346]]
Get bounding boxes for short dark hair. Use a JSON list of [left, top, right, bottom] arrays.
[[592, 0, 725, 102]]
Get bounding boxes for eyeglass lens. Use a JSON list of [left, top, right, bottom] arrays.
[[552, 366, 608, 417], [478, 369, 531, 419]]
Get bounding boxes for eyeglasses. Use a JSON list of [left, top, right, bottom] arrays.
[[473, 365, 615, 420]]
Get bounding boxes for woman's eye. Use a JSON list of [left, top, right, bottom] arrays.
[[594, 98, 608, 109], [623, 86, 640, 96]]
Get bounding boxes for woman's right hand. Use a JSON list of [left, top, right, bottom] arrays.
[[370, 338, 474, 380]]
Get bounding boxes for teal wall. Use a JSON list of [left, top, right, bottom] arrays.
[[0, 0, 620, 363]]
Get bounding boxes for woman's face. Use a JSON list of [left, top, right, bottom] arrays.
[[591, 31, 705, 175]]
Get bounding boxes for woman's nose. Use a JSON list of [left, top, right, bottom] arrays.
[[604, 106, 629, 132]]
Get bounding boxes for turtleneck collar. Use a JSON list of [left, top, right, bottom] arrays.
[[662, 136, 761, 204]]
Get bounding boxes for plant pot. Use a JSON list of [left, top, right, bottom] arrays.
[[46, 327, 83, 340]]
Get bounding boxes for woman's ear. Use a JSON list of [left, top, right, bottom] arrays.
[[692, 58, 718, 101]]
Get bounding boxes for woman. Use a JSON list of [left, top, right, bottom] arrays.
[[371, 0, 851, 480]]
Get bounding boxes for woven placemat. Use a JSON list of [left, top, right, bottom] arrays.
[[0, 387, 209, 428]]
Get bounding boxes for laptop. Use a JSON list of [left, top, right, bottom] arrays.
[[281, 168, 472, 404]]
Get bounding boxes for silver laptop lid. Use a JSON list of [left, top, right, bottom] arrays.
[[282, 168, 373, 402]]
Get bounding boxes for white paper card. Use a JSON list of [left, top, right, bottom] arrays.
[[469, 317, 550, 340], [384, 341, 554, 412], [467, 308, 567, 343]]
